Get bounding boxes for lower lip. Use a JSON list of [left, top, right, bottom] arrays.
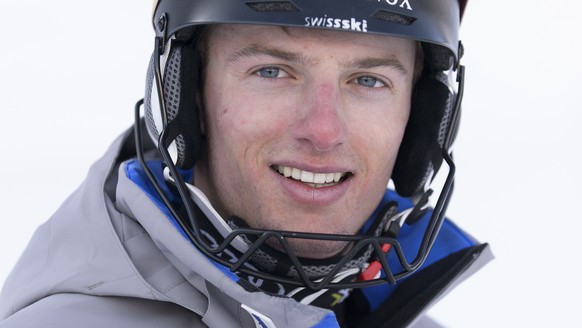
[[272, 169, 351, 206]]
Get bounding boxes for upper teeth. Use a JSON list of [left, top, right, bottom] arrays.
[[276, 165, 345, 184]]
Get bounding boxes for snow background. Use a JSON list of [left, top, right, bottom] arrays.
[[1, 1, 580, 326]]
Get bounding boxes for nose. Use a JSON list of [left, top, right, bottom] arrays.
[[291, 83, 347, 152]]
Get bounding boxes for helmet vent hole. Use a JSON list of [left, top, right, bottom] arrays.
[[371, 10, 416, 25], [246, 1, 299, 12]]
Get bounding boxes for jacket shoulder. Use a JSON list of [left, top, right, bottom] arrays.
[[0, 293, 203, 328]]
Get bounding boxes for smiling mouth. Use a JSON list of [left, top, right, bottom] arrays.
[[272, 165, 352, 188]]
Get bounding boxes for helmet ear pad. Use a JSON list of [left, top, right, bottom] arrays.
[[392, 72, 457, 197], [144, 40, 203, 169]]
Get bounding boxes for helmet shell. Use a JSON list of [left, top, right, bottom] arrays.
[[152, 0, 462, 70]]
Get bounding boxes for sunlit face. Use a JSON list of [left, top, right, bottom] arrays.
[[195, 24, 416, 259]]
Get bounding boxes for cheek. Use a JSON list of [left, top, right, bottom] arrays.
[[204, 83, 255, 147], [348, 96, 411, 193], [206, 75, 273, 129], [203, 86, 291, 178], [352, 98, 410, 154]]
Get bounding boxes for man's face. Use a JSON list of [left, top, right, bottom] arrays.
[[196, 24, 416, 259]]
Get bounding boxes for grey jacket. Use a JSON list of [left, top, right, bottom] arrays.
[[0, 126, 493, 327]]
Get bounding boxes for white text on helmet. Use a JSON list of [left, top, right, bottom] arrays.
[[304, 16, 368, 32], [378, 0, 413, 11]]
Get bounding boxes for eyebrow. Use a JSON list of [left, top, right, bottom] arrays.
[[227, 44, 313, 66], [227, 44, 410, 76], [351, 57, 410, 77]]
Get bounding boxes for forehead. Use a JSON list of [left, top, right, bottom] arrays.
[[206, 24, 416, 57]]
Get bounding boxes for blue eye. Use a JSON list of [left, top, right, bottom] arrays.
[[356, 76, 384, 88], [257, 67, 281, 78]]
